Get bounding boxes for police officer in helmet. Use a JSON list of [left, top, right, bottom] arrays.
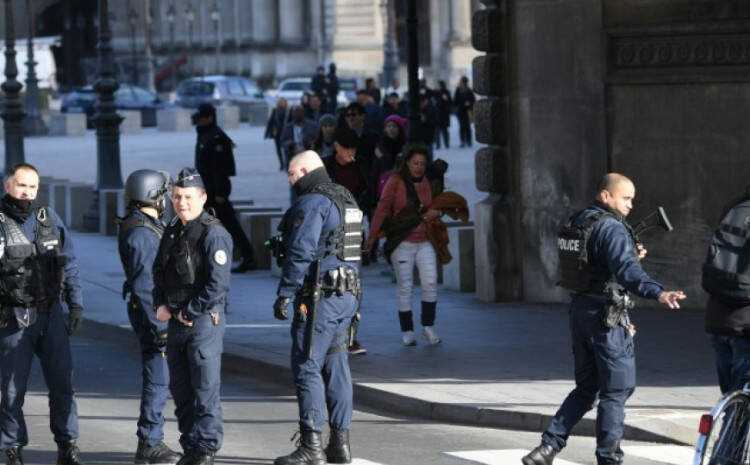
[[523, 173, 686, 465], [117, 170, 182, 464], [153, 168, 232, 465], [0, 163, 85, 465], [273, 151, 361, 465]]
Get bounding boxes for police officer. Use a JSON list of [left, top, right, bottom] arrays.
[[522, 173, 686, 465], [273, 151, 361, 465], [153, 168, 232, 465], [117, 170, 182, 464], [193, 103, 256, 273], [0, 163, 85, 465]]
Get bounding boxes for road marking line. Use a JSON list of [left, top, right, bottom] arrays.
[[351, 460, 388, 465], [445, 450, 584, 465], [621, 445, 695, 464]]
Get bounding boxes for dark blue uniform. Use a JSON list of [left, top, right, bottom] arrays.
[[541, 203, 663, 465], [117, 210, 169, 447], [278, 193, 357, 433], [153, 211, 232, 454], [0, 206, 83, 449]]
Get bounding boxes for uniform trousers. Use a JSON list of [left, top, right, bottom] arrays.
[[542, 295, 635, 465], [0, 307, 78, 449]]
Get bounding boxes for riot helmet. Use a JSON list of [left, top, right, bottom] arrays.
[[124, 169, 171, 214]]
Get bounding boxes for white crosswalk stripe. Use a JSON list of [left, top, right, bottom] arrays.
[[350, 460, 389, 465], [621, 445, 696, 464], [445, 449, 585, 465]]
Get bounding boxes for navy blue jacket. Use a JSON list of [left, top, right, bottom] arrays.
[[277, 193, 357, 299], [118, 210, 164, 328], [19, 207, 83, 310], [581, 203, 663, 300]]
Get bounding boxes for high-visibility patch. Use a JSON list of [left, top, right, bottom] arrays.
[[214, 250, 228, 265]]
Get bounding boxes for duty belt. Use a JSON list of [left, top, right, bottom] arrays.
[[301, 266, 359, 297]]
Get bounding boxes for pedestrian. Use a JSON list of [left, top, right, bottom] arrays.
[[434, 80, 452, 150], [374, 114, 407, 200], [411, 92, 437, 154], [382, 92, 406, 118], [117, 170, 182, 465], [342, 102, 379, 175], [356, 90, 384, 136], [265, 97, 290, 170], [453, 76, 475, 148], [193, 103, 256, 273], [384, 77, 404, 99], [272, 151, 361, 465], [281, 105, 319, 162], [0, 163, 85, 465], [311, 65, 328, 99], [702, 188, 750, 394], [305, 93, 324, 124], [153, 168, 232, 465], [522, 173, 686, 465], [365, 145, 443, 346], [364, 77, 382, 105], [326, 63, 340, 114], [312, 114, 338, 159]]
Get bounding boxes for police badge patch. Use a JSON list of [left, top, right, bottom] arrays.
[[214, 250, 228, 265]]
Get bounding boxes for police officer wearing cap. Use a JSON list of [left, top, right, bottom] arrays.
[[522, 173, 686, 465], [153, 168, 232, 465], [193, 103, 256, 273], [0, 163, 85, 465], [117, 170, 182, 465], [273, 151, 362, 465]]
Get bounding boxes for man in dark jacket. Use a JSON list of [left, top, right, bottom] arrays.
[[281, 106, 319, 162], [453, 76, 475, 147], [194, 103, 256, 273], [265, 97, 290, 170], [326, 63, 340, 114]]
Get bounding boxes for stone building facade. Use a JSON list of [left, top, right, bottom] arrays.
[[472, 0, 750, 305]]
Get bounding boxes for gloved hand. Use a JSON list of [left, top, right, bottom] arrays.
[[273, 296, 290, 321], [67, 306, 83, 336]]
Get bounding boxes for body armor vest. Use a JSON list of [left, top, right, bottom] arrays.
[[702, 199, 750, 304], [117, 211, 164, 301], [157, 212, 218, 309], [0, 207, 65, 309], [308, 182, 363, 262]]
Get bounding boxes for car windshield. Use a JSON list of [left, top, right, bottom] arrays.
[[178, 81, 215, 96], [280, 81, 310, 92], [241, 81, 260, 96]]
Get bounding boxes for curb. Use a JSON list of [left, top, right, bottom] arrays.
[[81, 318, 693, 446]]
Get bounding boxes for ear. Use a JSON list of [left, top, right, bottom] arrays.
[[301, 167, 309, 176]]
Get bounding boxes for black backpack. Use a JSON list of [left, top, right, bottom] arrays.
[[702, 199, 750, 304]]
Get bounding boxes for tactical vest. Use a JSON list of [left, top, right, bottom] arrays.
[[0, 207, 65, 309], [117, 211, 164, 301], [280, 182, 363, 263], [157, 212, 218, 309], [702, 199, 750, 304], [557, 210, 618, 293]]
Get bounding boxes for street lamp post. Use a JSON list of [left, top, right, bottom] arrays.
[[185, 2, 195, 77], [166, 2, 176, 90], [406, 0, 420, 142], [143, 0, 156, 92], [211, 2, 220, 74], [24, 0, 46, 135], [128, 3, 139, 85], [2, 0, 25, 172]]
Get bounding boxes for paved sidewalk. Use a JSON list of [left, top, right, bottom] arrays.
[[74, 231, 717, 446]]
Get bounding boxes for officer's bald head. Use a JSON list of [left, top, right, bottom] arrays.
[[288, 151, 324, 186], [596, 173, 636, 217]]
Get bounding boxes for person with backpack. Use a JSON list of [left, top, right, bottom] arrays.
[[702, 190, 750, 394]]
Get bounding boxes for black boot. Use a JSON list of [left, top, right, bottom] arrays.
[[57, 441, 84, 465], [274, 431, 326, 465], [176, 451, 214, 465], [325, 429, 351, 464], [135, 440, 182, 464], [521, 444, 557, 465], [5, 447, 23, 465]]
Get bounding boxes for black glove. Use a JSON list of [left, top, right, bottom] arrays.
[[273, 296, 290, 321], [67, 306, 83, 336], [152, 327, 168, 351]]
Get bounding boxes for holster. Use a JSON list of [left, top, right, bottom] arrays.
[[602, 304, 627, 329]]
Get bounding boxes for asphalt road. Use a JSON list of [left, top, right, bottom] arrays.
[[12, 325, 695, 465]]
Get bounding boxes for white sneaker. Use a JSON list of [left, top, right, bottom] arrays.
[[422, 326, 442, 345], [401, 331, 417, 346]]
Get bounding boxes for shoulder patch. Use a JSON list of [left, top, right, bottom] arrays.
[[214, 249, 228, 266]]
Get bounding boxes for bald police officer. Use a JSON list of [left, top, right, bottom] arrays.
[[523, 173, 686, 465], [273, 151, 362, 465], [153, 168, 232, 465], [117, 170, 182, 464], [0, 163, 85, 465]]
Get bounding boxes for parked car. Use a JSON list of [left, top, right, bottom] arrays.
[[60, 84, 166, 128], [175, 75, 264, 109], [337, 78, 359, 106], [265, 77, 312, 107]]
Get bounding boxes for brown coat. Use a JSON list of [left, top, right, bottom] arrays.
[[424, 192, 470, 264]]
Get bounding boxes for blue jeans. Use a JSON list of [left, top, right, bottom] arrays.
[[291, 292, 356, 432], [542, 295, 635, 465], [709, 334, 750, 394]]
